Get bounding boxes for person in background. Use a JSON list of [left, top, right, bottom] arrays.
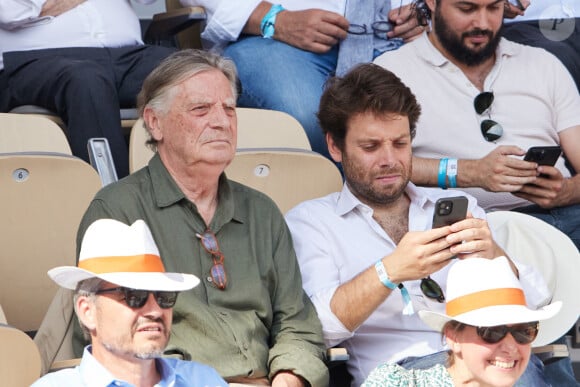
[[178, 0, 426, 158], [374, 0, 580, 250], [0, 0, 176, 177], [76, 49, 328, 387], [362, 256, 561, 387], [32, 218, 228, 387], [285, 63, 550, 386]]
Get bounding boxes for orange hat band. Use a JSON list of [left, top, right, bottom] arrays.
[[78, 254, 165, 274], [446, 288, 526, 317]]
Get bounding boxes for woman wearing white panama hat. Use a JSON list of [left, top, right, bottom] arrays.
[[362, 256, 561, 387]]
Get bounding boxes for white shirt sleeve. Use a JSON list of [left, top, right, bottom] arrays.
[[0, 0, 49, 29], [285, 203, 355, 348], [179, 0, 262, 50]]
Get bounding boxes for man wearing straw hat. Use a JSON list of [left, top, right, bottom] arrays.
[[32, 218, 228, 387]]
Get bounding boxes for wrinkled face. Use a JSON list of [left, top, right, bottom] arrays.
[[328, 112, 412, 207], [430, 0, 503, 66], [446, 325, 531, 387], [77, 282, 173, 362], [146, 69, 237, 170]]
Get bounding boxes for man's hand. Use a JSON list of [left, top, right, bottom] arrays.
[[446, 215, 505, 259], [465, 146, 537, 192], [385, 227, 457, 283], [513, 166, 575, 208], [275, 9, 349, 53], [272, 371, 306, 387], [387, 3, 427, 42], [40, 0, 86, 17], [503, 0, 531, 19]]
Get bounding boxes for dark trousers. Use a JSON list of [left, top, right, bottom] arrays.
[[503, 18, 580, 92], [0, 45, 176, 177]]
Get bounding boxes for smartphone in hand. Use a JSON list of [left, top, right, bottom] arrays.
[[523, 146, 562, 167], [432, 196, 468, 228]]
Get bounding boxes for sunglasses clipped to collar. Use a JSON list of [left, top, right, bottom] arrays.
[[96, 287, 179, 309], [474, 91, 504, 142], [476, 322, 539, 345]]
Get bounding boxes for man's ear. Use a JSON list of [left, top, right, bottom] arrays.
[[444, 325, 462, 355], [143, 107, 163, 142], [326, 133, 343, 164], [76, 295, 97, 332]]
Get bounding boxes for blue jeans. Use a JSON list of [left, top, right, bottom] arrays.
[[398, 350, 550, 386], [224, 36, 338, 159], [513, 203, 580, 251]]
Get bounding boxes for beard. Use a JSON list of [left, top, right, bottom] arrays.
[[433, 6, 502, 66], [342, 155, 410, 206]]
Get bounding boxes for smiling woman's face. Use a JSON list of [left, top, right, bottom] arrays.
[[445, 324, 531, 387]]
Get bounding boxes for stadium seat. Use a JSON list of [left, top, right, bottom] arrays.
[[0, 324, 42, 386], [0, 113, 71, 154]]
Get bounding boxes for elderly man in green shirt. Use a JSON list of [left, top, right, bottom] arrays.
[[75, 49, 328, 387]]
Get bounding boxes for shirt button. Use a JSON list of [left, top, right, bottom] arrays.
[[206, 276, 213, 283]]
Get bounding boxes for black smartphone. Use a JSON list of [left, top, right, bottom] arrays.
[[523, 146, 562, 167], [432, 196, 468, 228]]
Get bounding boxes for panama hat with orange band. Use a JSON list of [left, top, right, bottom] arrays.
[[419, 256, 561, 339], [48, 219, 199, 292]]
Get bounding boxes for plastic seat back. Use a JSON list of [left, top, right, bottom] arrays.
[[0, 153, 102, 333], [225, 148, 343, 214]]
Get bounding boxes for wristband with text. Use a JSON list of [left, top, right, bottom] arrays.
[[446, 158, 458, 188]]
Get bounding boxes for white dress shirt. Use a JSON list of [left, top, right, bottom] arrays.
[[285, 182, 550, 387], [507, 0, 579, 21], [0, 0, 155, 70]]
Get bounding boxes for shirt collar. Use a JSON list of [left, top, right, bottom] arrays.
[[335, 181, 435, 216], [147, 153, 241, 231], [78, 346, 176, 387]]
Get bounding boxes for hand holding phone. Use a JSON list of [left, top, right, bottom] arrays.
[[432, 196, 468, 228]]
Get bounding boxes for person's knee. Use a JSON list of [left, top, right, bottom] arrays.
[[56, 61, 115, 94]]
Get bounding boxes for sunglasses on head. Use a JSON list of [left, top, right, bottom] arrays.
[[474, 91, 504, 142], [420, 276, 445, 303], [95, 287, 178, 309], [476, 322, 539, 345], [197, 230, 227, 290]]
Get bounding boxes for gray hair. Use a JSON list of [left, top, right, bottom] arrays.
[[136, 49, 239, 151], [74, 277, 104, 341]]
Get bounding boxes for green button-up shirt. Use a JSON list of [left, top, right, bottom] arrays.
[[75, 154, 328, 386]]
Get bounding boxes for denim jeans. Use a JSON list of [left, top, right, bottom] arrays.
[[398, 350, 550, 386], [513, 203, 580, 251], [224, 36, 338, 159]]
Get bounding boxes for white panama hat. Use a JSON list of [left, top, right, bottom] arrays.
[[419, 256, 561, 338], [48, 219, 199, 292]]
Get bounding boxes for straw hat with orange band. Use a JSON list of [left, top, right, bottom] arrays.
[[419, 256, 561, 340], [48, 218, 199, 292]]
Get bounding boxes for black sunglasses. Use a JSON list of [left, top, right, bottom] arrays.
[[474, 91, 503, 142], [197, 230, 227, 290], [95, 287, 178, 309], [476, 322, 539, 345], [420, 276, 445, 303]]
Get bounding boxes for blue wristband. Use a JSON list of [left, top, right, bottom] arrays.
[[447, 158, 458, 188], [260, 4, 285, 39], [375, 260, 398, 290], [437, 158, 448, 189]]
